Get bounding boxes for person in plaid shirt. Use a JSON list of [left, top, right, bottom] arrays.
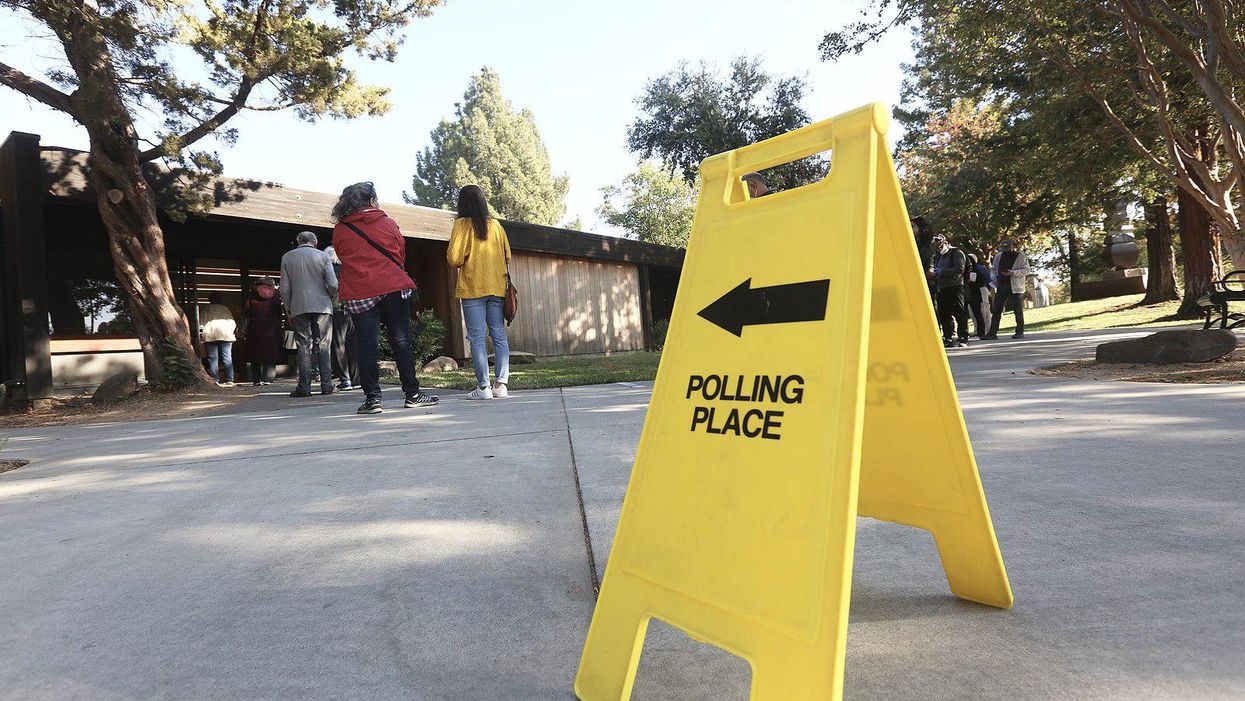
[[330, 182, 439, 415]]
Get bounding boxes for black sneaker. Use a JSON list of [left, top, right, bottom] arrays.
[[404, 392, 440, 408], [321, 387, 337, 396], [1013, 332, 1025, 339], [290, 389, 312, 398], [336, 381, 355, 391], [957, 338, 969, 347], [357, 397, 383, 414], [942, 338, 954, 348], [982, 334, 998, 340]]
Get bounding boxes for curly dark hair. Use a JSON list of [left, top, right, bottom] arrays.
[[332, 182, 378, 222]]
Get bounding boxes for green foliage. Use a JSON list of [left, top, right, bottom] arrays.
[[152, 336, 202, 390], [378, 311, 446, 366], [69, 278, 129, 334], [825, 0, 1167, 284], [626, 57, 822, 190], [649, 319, 670, 352], [598, 162, 698, 248], [407, 68, 570, 225]]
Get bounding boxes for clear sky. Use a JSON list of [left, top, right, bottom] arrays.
[[0, 0, 913, 234]]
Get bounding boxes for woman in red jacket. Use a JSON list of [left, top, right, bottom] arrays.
[[331, 182, 439, 415]]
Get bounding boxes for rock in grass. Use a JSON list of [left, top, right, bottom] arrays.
[[91, 371, 140, 405], [491, 351, 536, 365], [420, 356, 459, 374], [1095, 329, 1237, 365]]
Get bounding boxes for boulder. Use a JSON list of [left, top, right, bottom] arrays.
[[420, 356, 460, 374], [1095, 329, 1237, 365], [491, 350, 537, 365], [91, 371, 140, 405]]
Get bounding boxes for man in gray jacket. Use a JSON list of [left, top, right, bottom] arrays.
[[983, 238, 1031, 340], [281, 231, 338, 397]]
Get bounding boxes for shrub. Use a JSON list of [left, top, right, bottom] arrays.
[[154, 335, 202, 390], [650, 318, 670, 351], [378, 310, 447, 366]]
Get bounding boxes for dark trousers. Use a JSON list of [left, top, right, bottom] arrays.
[[292, 312, 333, 393], [988, 291, 1025, 336], [353, 292, 422, 401], [249, 362, 276, 384], [331, 306, 358, 385], [936, 286, 969, 341]]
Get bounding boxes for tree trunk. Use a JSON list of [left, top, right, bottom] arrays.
[[1176, 186, 1223, 316], [1142, 199, 1179, 304], [1068, 230, 1081, 302], [57, 13, 208, 386]]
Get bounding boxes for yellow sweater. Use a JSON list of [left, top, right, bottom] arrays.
[[447, 217, 512, 299]]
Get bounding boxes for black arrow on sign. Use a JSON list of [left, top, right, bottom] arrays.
[[697, 277, 831, 336]]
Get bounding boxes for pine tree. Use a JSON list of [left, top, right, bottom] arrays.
[[408, 68, 569, 225]]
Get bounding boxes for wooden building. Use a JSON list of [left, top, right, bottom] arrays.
[[0, 132, 684, 400]]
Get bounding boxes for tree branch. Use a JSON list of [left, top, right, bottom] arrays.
[[137, 79, 253, 161], [0, 60, 76, 115], [138, 0, 270, 161]]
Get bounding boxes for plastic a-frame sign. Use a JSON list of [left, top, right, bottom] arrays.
[[575, 103, 1013, 700]]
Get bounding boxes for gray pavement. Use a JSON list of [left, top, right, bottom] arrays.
[[2, 327, 1244, 699]]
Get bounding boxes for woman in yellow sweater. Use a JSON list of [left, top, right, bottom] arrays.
[[447, 185, 513, 399]]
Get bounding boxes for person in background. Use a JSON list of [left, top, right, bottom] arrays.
[[199, 292, 237, 386], [280, 231, 338, 397], [966, 252, 994, 339], [331, 181, 439, 415], [447, 184, 512, 400], [241, 277, 282, 385], [927, 233, 970, 348], [1034, 275, 1051, 308], [325, 245, 358, 391], [742, 172, 772, 198], [983, 238, 1031, 340], [911, 216, 938, 300]]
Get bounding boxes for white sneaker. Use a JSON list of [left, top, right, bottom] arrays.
[[492, 382, 509, 399], [465, 386, 493, 400]]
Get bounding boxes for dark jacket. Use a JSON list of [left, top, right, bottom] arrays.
[[932, 246, 967, 290], [243, 284, 284, 363], [332, 208, 414, 301], [967, 262, 994, 303]]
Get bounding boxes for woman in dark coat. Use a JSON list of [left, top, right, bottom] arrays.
[[242, 276, 283, 385]]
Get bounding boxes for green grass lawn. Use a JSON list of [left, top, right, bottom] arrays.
[[994, 294, 1193, 333], [400, 351, 662, 391], [392, 295, 1197, 391]]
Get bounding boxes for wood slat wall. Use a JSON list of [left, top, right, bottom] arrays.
[[501, 251, 644, 356]]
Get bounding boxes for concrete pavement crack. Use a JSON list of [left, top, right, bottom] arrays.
[[559, 388, 601, 598]]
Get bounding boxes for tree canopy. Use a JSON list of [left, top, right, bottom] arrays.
[[823, 0, 1245, 269], [598, 161, 698, 248], [626, 57, 822, 190], [407, 67, 570, 226]]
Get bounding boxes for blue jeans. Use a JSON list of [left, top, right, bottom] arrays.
[[204, 341, 234, 383], [353, 292, 422, 401], [461, 296, 509, 388]]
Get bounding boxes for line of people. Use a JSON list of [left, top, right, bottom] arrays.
[[199, 183, 514, 414], [913, 217, 1031, 348]]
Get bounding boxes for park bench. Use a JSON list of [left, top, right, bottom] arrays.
[[1200, 270, 1245, 330]]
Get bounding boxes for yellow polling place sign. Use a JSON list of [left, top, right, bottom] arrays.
[[575, 102, 1013, 700]]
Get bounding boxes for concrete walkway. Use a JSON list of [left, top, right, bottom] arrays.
[[1, 327, 1243, 699]]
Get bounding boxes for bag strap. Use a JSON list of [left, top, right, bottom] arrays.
[[341, 220, 418, 288]]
